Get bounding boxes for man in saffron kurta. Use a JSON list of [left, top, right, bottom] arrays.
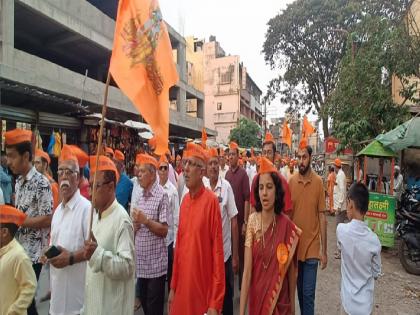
[[169, 143, 225, 315]]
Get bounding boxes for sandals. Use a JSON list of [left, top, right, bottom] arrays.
[[334, 251, 341, 259]]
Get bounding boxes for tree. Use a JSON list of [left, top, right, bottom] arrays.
[[263, 0, 410, 137], [330, 15, 413, 151], [229, 118, 261, 148]]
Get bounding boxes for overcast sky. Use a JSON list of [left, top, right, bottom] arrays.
[[160, 0, 296, 121]]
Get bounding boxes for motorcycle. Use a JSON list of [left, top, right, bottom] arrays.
[[396, 186, 420, 275]]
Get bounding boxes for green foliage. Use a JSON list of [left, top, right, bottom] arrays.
[[229, 118, 261, 148], [263, 0, 410, 137], [330, 15, 413, 152]]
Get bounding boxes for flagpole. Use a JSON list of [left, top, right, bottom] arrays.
[[88, 72, 111, 240]]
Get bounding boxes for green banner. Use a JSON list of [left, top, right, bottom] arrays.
[[364, 192, 396, 247]]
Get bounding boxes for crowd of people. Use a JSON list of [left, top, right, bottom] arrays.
[[0, 128, 383, 315]]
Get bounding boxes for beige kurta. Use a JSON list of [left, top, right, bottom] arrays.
[[0, 238, 37, 315], [83, 199, 135, 315]]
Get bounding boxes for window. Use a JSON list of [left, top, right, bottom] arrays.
[[217, 102, 222, 111]]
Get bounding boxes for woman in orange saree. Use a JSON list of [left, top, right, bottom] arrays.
[[240, 157, 301, 315]]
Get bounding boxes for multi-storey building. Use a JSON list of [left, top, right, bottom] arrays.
[[0, 0, 209, 149], [186, 36, 263, 144]]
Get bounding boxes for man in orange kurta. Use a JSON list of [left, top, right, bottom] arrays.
[[169, 143, 225, 315]]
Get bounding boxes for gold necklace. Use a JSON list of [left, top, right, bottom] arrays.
[[261, 214, 276, 270]]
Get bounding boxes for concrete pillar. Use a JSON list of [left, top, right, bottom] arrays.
[[0, 0, 14, 65], [177, 43, 187, 83]]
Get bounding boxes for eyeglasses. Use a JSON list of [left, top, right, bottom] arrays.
[[159, 166, 168, 171], [89, 181, 112, 190], [57, 168, 78, 177]]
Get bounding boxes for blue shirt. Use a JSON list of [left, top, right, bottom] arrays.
[[0, 166, 12, 204], [116, 173, 133, 211]]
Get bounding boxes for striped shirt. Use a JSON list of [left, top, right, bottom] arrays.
[[133, 179, 169, 278]]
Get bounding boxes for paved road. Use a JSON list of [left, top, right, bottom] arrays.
[[35, 216, 420, 315]]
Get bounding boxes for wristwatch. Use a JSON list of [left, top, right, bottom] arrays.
[[69, 252, 74, 266]]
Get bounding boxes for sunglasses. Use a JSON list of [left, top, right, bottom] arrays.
[[159, 166, 168, 171]]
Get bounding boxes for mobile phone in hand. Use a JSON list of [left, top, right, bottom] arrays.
[[45, 245, 61, 259]]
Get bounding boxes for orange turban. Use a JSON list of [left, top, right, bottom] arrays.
[[299, 138, 308, 150], [35, 149, 51, 165], [185, 142, 207, 162], [67, 145, 89, 168], [0, 205, 27, 226], [90, 155, 119, 182], [159, 154, 169, 165], [258, 157, 277, 174], [334, 158, 342, 167], [105, 147, 114, 157], [263, 132, 274, 145], [229, 142, 239, 150], [114, 150, 125, 162], [59, 145, 79, 165], [136, 153, 159, 169], [5, 129, 32, 145], [207, 147, 219, 160]]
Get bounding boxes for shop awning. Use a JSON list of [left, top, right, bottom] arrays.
[[376, 117, 420, 152], [124, 120, 152, 132], [356, 140, 397, 158], [138, 131, 153, 139]]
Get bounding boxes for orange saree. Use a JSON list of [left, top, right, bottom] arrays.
[[247, 213, 301, 315]]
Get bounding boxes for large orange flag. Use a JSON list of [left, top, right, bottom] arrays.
[[110, 0, 178, 155], [302, 115, 315, 140], [281, 121, 292, 148]]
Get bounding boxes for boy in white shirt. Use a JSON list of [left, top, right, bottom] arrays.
[[337, 183, 382, 315]]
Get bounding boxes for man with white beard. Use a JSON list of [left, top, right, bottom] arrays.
[[46, 145, 91, 315]]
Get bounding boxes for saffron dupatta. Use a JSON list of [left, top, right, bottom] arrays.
[[249, 213, 301, 315]]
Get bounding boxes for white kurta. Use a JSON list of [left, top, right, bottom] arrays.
[[50, 189, 90, 315], [334, 169, 347, 211], [83, 199, 135, 315]]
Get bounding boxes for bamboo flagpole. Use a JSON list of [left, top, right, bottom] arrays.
[[88, 72, 111, 239]]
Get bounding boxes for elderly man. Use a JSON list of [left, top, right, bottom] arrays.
[[34, 149, 59, 210], [169, 143, 225, 315], [132, 154, 169, 315], [5, 129, 53, 315], [114, 150, 133, 211], [83, 155, 135, 315], [47, 145, 91, 315], [225, 141, 250, 290], [157, 154, 179, 291], [205, 147, 238, 315]]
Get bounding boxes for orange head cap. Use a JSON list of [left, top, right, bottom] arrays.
[[258, 157, 278, 174], [0, 205, 27, 226], [59, 145, 79, 167], [5, 129, 32, 145], [35, 149, 51, 165], [114, 150, 125, 162], [185, 142, 207, 163], [89, 155, 120, 182], [67, 145, 89, 168], [334, 158, 342, 168], [137, 153, 159, 169], [263, 132, 274, 145]]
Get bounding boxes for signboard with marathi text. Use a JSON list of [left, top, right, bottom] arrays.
[[364, 192, 396, 247]]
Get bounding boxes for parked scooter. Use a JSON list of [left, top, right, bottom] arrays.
[[396, 186, 420, 275]]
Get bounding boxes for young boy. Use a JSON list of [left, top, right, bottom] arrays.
[[0, 205, 37, 315], [337, 183, 382, 315]]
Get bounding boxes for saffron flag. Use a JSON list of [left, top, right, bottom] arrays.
[[302, 115, 315, 140], [201, 128, 207, 149], [281, 121, 292, 148], [110, 0, 178, 155]]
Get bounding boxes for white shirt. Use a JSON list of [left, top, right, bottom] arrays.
[[50, 189, 90, 315], [83, 199, 135, 315], [337, 220, 381, 315], [219, 165, 228, 179], [205, 176, 238, 262], [334, 169, 347, 211], [246, 164, 257, 188], [130, 178, 143, 214], [162, 180, 180, 246]]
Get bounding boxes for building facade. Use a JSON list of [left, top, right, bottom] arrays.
[[186, 36, 263, 144], [0, 0, 209, 150]]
